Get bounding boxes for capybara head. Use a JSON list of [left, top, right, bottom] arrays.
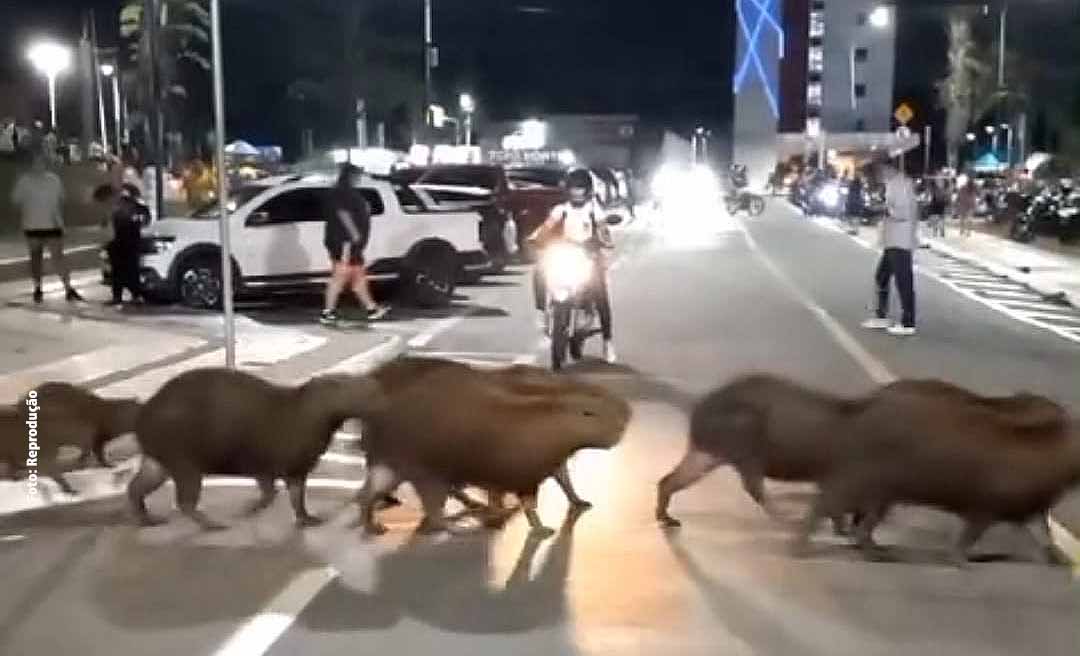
[[301, 373, 388, 420], [536, 383, 632, 451]]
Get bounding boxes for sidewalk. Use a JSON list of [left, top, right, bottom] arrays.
[[922, 222, 1080, 306]]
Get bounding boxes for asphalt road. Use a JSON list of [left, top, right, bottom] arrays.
[[0, 204, 1078, 655]]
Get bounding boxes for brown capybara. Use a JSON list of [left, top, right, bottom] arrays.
[[367, 358, 595, 515], [0, 383, 140, 495], [129, 367, 386, 529], [357, 358, 631, 537], [796, 379, 1077, 566], [656, 374, 865, 531]]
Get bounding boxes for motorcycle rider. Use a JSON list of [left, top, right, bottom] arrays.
[[528, 168, 617, 364]]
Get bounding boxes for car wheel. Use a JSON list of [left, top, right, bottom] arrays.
[[404, 245, 458, 308], [177, 256, 224, 310]]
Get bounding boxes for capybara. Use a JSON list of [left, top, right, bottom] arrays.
[[129, 367, 386, 529], [656, 374, 865, 531], [1, 383, 140, 495], [796, 379, 1077, 566], [357, 358, 631, 536], [367, 358, 595, 514]]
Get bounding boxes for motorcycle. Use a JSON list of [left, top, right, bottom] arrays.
[[724, 189, 766, 217], [1011, 189, 1058, 243], [540, 217, 621, 371]]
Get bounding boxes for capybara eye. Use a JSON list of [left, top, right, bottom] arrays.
[[583, 410, 597, 417]]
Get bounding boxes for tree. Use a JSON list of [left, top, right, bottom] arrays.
[[119, 0, 211, 162], [938, 13, 990, 169]]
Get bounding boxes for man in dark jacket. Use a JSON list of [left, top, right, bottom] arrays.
[[94, 183, 149, 307], [844, 174, 865, 234], [320, 163, 389, 325]]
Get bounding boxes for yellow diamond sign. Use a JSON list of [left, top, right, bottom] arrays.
[[894, 103, 914, 126]]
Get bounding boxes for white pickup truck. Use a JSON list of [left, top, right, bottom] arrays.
[[103, 173, 491, 309]]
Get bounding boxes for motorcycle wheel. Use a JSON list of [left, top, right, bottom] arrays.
[[550, 304, 571, 371], [748, 196, 766, 216]]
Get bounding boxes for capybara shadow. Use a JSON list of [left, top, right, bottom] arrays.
[[1, 383, 140, 496], [797, 379, 1078, 567], [359, 357, 631, 536], [300, 506, 585, 635], [129, 368, 386, 530]]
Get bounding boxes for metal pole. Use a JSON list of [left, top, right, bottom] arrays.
[[111, 75, 122, 154], [1005, 126, 1013, 169], [48, 75, 58, 130], [423, 0, 433, 130], [464, 113, 472, 146], [91, 12, 108, 154], [147, 0, 165, 221], [924, 125, 932, 174], [210, 0, 235, 369], [997, 4, 1007, 89]]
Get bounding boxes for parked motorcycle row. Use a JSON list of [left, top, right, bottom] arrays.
[[1002, 181, 1080, 245]]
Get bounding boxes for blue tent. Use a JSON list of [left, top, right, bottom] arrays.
[[972, 152, 1006, 173]]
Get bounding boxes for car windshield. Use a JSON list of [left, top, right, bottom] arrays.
[[189, 185, 268, 218], [506, 167, 565, 189]]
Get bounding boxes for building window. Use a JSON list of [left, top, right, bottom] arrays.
[[854, 83, 867, 99], [856, 12, 867, 26], [809, 11, 825, 38], [806, 118, 821, 137], [854, 47, 869, 63], [809, 46, 824, 73], [811, 0, 825, 10], [855, 119, 866, 132], [807, 82, 823, 107]]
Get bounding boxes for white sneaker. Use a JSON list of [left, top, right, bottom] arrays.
[[603, 341, 617, 364], [861, 317, 891, 330], [887, 325, 917, 337]]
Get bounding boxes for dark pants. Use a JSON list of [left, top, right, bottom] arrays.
[[24, 230, 70, 289], [533, 260, 613, 340], [875, 247, 916, 327], [109, 240, 142, 302]]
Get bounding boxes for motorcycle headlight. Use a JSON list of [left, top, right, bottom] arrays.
[[150, 236, 176, 253], [818, 184, 841, 208], [542, 243, 593, 296]]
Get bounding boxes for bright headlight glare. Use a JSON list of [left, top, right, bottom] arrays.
[[818, 184, 840, 208], [543, 243, 592, 292]]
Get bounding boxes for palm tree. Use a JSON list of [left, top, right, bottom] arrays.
[[938, 13, 991, 169]]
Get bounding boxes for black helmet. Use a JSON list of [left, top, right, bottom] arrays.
[[565, 168, 593, 205]]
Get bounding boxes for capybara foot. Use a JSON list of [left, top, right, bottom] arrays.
[[946, 549, 974, 570], [528, 525, 556, 539], [859, 545, 896, 563], [569, 497, 593, 509], [295, 513, 325, 528]]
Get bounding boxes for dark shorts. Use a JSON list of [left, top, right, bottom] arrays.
[[327, 242, 364, 266], [25, 229, 63, 240]]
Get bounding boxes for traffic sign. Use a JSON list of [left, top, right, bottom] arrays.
[[894, 102, 914, 126]]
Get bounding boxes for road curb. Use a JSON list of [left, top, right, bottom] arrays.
[[923, 238, 1074, 307], [0, 335, 406, 520]]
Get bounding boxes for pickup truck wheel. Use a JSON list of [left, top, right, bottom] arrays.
[[177, 256, 224, 310], [404, 245, 458, 308]]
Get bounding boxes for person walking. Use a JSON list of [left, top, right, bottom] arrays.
[[94, 183, 149, 307], [928, 177, 949, 238], [10, 154, 83, 303], [844, 173, 864, 235], [955, 175, 976, 237], [862, 161, 919, 336], [319, 163, 389, 325]]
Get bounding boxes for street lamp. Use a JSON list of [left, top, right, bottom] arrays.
[[459, 93, 475, 146], [986, 125, 999, 161], [27, 41, 71, 130], [868, 5, 890, 29], [100, 63, 122, 156], [1000, 122, 1013, 168]]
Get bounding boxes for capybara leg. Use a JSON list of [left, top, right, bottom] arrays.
[[128, 457, 169, 525], [792, 485, 847, 558], [91, 436, 110, 468], [1025, 513, 1070, 567], [949, 517, 992, 568], [522, 490, 555, 538], [285, 475, 323, 527], [656, 448, 720, 528], [50, 471, 79, 496], [553, 463, 591, 508], [736, 465, 783, 520], [175, 469, 226, 531], [450, 487, 488, 511], [415, 479, 451, 535], [358, 464, 399, 537], [245, 476, 278, 516], [852, 505, 894, 561]]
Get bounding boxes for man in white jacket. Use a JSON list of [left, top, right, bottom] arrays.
[[862, 162, 918, 336], [10, 155, 83, 303]]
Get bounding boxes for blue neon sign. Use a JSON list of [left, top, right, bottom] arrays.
[[734, 0, 783, 118]]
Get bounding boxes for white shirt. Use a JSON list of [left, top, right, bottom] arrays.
[[11, 170, 65, 232], [881, 172, 919, 250], [552, 200, 599, 244]]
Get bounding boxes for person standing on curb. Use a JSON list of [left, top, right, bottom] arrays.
[[10, 154, 83, 303], [955, 174, 976, 237], [94, 183, 149, 307], [862, 161, 918, 336], [319, 163, 389, 325]]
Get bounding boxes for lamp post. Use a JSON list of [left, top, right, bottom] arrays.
[[27, 42, 71, 131], [1000, 122, 1013, 169], [100, 63, 122, 155], [986, 125, 998, 161], [209, 0, 236, 368], [459, 93, 475, 146]]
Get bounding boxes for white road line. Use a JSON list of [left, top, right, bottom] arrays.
[[759, 219, 1080, 571], [406, 313, 471, 349], [200, 478, 363, 491], [969, 288, 1042, 300], [1022, 312, 1080, 325], [513, 352, 539, 365], [314, 336, 404, 376], [212, 566, 339, 656], [318, 451, 366, 466], [997, 299, 1076, 312], [946, 279, 1029, 292], [0, 244, 100, 266]]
